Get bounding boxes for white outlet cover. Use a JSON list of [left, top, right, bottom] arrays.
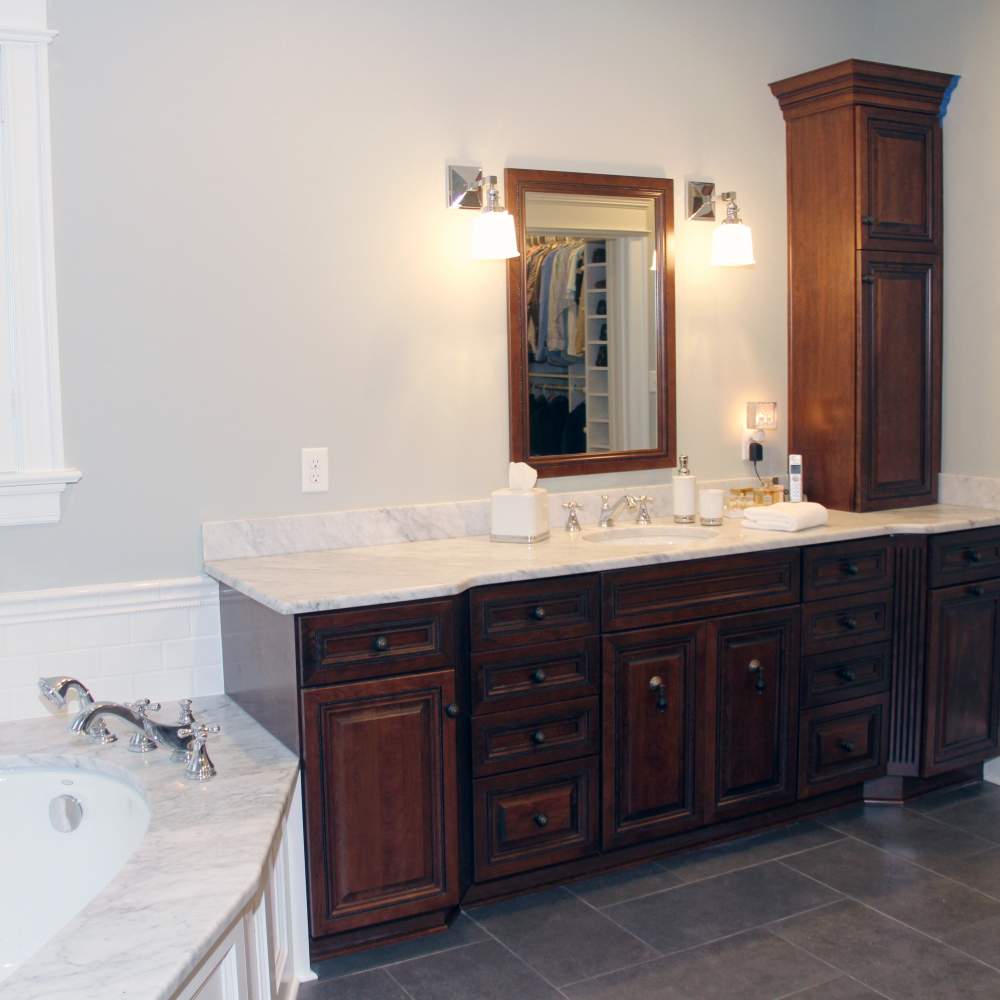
[[301, 447, 329, 493]]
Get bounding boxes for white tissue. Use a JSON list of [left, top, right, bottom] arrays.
[[508, 462, 538, 492]]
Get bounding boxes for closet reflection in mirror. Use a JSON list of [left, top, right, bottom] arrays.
[[507, 170, 675, 477]]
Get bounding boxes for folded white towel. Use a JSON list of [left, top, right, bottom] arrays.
[[743, 501, 828, 532]]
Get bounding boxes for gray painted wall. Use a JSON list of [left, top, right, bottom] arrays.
[[2, 0, 996, 591]]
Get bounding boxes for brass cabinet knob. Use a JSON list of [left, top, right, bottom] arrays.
[[532, 606, 547, 621], [748, 659, 766, 694], [838, 668, 857, 683], [841, 617, 858, 630], [532, 730, 546, 745], [970, 585, 986, 597], [445, 703, 459, 719], [531, 669, 547, 684], [373, 635, 390, 652], [843, 562, 860, 576], [533, 812, 549, 828], [861, 214, 875, 225], [648, 675, 667, 712], [966, 549, 983, 563], [839, 740, 856, 753]]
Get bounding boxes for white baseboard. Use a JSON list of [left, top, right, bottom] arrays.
[[0, 575, 224, 723]]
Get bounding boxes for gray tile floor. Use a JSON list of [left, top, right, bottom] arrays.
[[301, 782, 1000, 999]]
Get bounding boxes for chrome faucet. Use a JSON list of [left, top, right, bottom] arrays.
[[38, 675, 116, 744], [599, 494, 638, 528], [42, 677, 222, 781]]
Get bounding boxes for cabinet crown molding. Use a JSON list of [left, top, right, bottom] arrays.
[[769, 58, 957, 120]]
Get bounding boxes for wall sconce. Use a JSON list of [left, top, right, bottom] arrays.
[[687, 181, 755, 267], [742, 401, 777, 461], [447, 165, 520, 260]]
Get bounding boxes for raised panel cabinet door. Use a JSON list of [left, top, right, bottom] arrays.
[[857, 252, 941, 510], [857, 108, 941, 252], [301, 670, 459, 938], [924, 581, 1000, 776], [602, 622, 706, 849], [708, 608, 800, 821]]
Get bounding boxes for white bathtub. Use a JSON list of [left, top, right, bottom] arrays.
[[0, 758, 150, 984]]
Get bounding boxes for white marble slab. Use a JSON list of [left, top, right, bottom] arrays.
[[0, 697, 299, 1000], [204, 504, 1000, 616], [939, 473, 1000, 510]]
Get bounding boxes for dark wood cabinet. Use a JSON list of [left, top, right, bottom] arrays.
[[770, 59, 955, 511], [924, 581, 1000, 775], [301, 669, 459, 938], [706, 608, 800, 821], [602, 623, 706, 848]]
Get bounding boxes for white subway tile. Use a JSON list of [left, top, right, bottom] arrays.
[[129, 608, 191, 643], [100, 673, 136, 704], [3, 619, 73, 655], [97, 642, 163, 677], [189, 603, 221, 637], [0, 655, 39, 689], [162, 635, 221, 671], [70, 613, 131, 650], [142, 669, 195, 703], [0, 685, 50, 723], [193, 663, 225, 698]]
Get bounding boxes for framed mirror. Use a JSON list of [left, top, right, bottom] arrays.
[[506, 169, 675, 477]]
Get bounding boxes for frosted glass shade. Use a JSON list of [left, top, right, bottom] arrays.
[[472, 210, 519, 260], [710, 221, 755, 267]]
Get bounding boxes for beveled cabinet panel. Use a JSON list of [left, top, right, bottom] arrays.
[[858, 252, 941, 510], [707, 608, 800, 821], [301, 670, 459, 937], [924, 581, 1000, 775], [603, 623, 706, 849], [857, 108, 941, 252]]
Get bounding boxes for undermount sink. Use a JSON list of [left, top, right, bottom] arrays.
[[582, 525, 720, 545]]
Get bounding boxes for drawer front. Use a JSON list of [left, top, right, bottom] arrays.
[[801, 590, 893, 654], [471, 638, 600, 715], [473, 758, 599, 881], [471, 698, 598, 777], [603, 550, 800, 631], [801, 642, 892, 708], [799, 695, 888, 798], [929, 527, 1000, 588], [803, 538, 894, 601], [470, 575, 600, 652], [299, 598, 458, 686]]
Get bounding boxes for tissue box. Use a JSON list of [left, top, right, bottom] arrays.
[[490, 488, 549, 543]]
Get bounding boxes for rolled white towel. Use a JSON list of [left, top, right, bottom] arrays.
[[743, 501, 828, 532]]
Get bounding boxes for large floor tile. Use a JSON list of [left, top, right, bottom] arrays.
[[661, 821, 845, 883], [782, 838, 1000, 937], [606, 861, 841, 955], [773, 899, 1000, 999], [567, 859, 684, 908], [563, 928, 838, 999], [907, 779, 1000, 815], [300, 968, 411, 1000], [943, 915, 1000, 969], [923, 793, 1000, 843], [778, 978, 885, 999], [468, 886, 657, 987], [310, 913, 486, 980], [926, 846, 1000, 898], [819, 802, 994, 866], [387, 939, 561, 1000]]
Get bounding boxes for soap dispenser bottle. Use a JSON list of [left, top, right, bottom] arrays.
[[673, 454, 697, 524]]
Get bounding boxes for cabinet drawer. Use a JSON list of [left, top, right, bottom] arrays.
[[803, 538, 893, 601], [471, 638, 600, 715], [798, 695, 888, 798], [603, 550, 800, 631], [801, 590, 893, 654], [801, 642, 892, 708], [929, 527, 1000, 588], [298, 598, 458, 686], [470, 575, 599, 651], [473, 758, 598, 881], [471, 698, 598, 777]]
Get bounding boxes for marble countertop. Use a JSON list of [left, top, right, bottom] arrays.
[[0, 697, 300, 1000], [204, 504, 1000, 616]]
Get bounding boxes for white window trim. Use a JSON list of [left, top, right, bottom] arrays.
[[0, 8, 80, 526]]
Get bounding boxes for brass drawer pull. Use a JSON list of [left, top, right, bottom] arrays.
[[748, 659, 766, 694], [531, 606, 547, 621], [839, 740, 856, 753], [373, 635, 390, 652], [531, 729, 546, 745], [649, 675, 668, 712], [531, 668, 547, 684], [837, 668, 857, 683], [533, 812, 549, 828]]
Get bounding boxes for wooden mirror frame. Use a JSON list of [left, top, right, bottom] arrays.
[[505, 169, 676, 478]]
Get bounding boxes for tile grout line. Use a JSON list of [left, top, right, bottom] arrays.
[[382, 966, 419, 1000], [313, 937, 485, 982], [560, 898, 846, 991], [775, 858, 1000, 979], [566, 881, 672, 956], [461, 902, 577, 998]]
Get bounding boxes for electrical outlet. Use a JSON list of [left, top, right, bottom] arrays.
[[301, 447, 329, 493]]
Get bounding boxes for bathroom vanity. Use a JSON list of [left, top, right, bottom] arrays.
[[207, 509, 1000, 962]]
